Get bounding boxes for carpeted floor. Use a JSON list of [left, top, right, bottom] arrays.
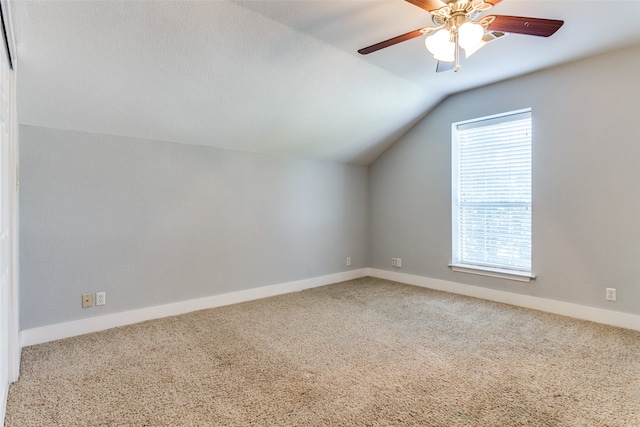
[[5, 277, 640, 426]]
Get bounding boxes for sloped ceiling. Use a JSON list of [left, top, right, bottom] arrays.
[[9, 1, 640, 165]]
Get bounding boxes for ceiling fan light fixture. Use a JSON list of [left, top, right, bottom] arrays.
[[458, 22, 484, 49], [425, 29, 455, 62]]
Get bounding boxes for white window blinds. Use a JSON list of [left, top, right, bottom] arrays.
[[452, 109, 532, 273]]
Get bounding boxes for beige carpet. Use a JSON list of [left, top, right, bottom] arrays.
[[6, 277, 640, 426]]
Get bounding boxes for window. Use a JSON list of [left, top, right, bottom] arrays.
[[451, 109, 533, 282]]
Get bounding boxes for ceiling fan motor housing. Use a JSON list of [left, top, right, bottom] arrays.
[[431, 0, 491, 29]]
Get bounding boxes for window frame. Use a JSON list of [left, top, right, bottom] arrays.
[[450, 108, 535, 282]]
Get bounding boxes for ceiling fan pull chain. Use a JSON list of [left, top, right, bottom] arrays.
[[454, 31, 461, 72]]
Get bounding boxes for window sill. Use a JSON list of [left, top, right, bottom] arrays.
[[448, 264, 535, 283]]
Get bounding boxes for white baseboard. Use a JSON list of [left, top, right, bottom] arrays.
[[19, 267, 640, 348], [370, 269, 640, 331], [20, 269, 369, 348]]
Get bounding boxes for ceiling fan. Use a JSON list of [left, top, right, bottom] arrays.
[[358, 0, 564, 72]]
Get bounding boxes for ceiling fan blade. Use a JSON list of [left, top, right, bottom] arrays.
[[405, 0, 447, 12], [484, 0, 503, 6], [487, 15, 564, 37], [436, 61, 455, 73], [358, 28, 428, 55]]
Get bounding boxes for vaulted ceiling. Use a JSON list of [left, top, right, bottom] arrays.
[[9, 1, 640, 165]]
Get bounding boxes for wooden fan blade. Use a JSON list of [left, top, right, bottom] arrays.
[[358, 28, 427, 55], [436, 61, 455, 73], [484, 0, 503, 6], [405, 0, 447, 12], [487, 15, 564, 37]]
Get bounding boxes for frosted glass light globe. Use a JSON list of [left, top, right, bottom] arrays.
[[458, 22, 484, 50], [425, 29, 455, 62]]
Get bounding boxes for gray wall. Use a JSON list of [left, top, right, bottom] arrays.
[[370, 44, 640, 315], [19, 45, 640, 330], [19, 126, 369, 329]]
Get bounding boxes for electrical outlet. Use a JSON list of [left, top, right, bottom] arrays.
[[82, 293, 93, 308], [396, 258, 402, 268], [391, 257, 396, 267], [346, 257, 352, 267], [606, 288, 616, 302], [96, 291, 106, 306]]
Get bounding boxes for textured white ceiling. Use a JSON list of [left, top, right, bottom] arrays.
[[9, 1, 640, 165]]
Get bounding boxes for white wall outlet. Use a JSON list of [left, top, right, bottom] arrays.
[[396, 258, 402, 268], [391, 257, 396, 267], [82, 293, 93, 308], [346, 257, 351, 267], [606, 288, 616, 301], [96, 291, 106, 306]]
